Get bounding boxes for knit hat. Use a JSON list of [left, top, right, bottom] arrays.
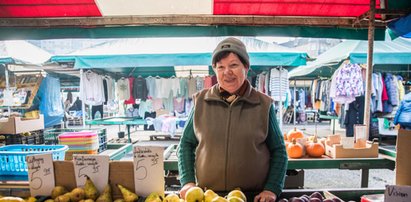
[[212, 37, 250, 68]]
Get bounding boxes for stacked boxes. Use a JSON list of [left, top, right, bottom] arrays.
[[58, 131, 99, 160]]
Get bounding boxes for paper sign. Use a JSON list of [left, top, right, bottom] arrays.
[[26, 153, 55, 196], [133, 146, 164, 197], [73, 155, 110, 193], [341, 137, 354, 149], [385, 185, 411, 202]]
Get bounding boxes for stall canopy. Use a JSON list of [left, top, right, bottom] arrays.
[[289, 37, 411, 78], [50, 37, 308, 77], [0, 40, 51, 66], [1, 0, 410, 40]]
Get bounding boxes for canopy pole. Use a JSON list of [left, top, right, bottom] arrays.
[[80, 69, 86, 126], [293, 79, 296, 125], [4, 65, 11, 114], [363, 0, 376, 138]]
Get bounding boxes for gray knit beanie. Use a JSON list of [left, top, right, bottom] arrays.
[[212, 37, 250, 68]]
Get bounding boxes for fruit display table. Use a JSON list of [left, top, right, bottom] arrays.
[[163, 144, 395, 188], [85, 117, 147, 143]]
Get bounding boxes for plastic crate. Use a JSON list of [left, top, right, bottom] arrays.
[[0, 144, 69, 176], [4, 133, 44, 145], [44, 128, 106, 145]]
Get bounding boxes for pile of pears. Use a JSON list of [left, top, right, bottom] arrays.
[[185, 187, 246, 202], [49, 176, 139, 202]]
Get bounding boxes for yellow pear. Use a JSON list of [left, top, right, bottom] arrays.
[[84, 176, 99, 200], [226, 196, 244, 202], [226, 189, 246, 202], [25, 197, 37, 202], [144, 192, 163, 202], [0, 197, 25, 202], [163, 193, 179, 202], [211, 196, 228, 202], [84, 200, 95, 202], [204, 189, 219, 202], [70, 187, 86, 202], [96, 184, 112, 202], [113, 199, 124, 202], [51, 186, 69, 199], [185, 187, 204, 202], [44, 200, 54, 202], [116, 184, 138, 202], [55, 194, 71, 202]]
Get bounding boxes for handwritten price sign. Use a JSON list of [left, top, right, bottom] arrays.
[[73, 155, 109, 193], [26, 153, 55, 196], [133, 146, 164, 197]]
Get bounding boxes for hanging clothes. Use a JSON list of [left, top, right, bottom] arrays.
[[269, 68, 289, 102], [331, 63, 364, 105], [124, 77, 135, 104], [116, 77, 130, 100], [132, 76, 148, 101], [344, 96, 365, 137], [80, 71, 105, 106]]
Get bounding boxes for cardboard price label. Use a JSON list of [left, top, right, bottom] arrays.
[[133, 146, 164, 197], [73, 155, 109, 193], [26, 153, 55, 196]]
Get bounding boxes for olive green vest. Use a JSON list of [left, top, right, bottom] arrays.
[[193, 82, 273, 191]]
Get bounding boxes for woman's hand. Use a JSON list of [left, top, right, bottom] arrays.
[[179, 182, 196, 199], [253, 190, 277, 202]]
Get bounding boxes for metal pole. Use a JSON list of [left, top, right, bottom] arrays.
[[363, 0, 376, 139], [293, 79, 296, 125], [279, 67, 283, 130], [4, 65, 11, 114], [80, 69, 86, 126]]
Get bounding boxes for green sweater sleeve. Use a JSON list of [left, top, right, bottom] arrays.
[[178, 110, 198, 186], [264, 104, 288, 196]]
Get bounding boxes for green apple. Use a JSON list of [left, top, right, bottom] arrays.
[[211, 196, 228, 202], [204, 189, 219, 202], [227, 190, 247, 202], [163, 193, 180, 202], [185, 187, 204, 202]]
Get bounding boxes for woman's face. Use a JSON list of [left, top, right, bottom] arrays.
[[213, 52, 248, 94]]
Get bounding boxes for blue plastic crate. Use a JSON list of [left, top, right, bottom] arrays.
[[0, 144, 68, 176]]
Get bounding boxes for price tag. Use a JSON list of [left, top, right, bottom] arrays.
[[73, 155, 109, 193], [26, 153, 55, 196], [133, 146, 164, 197], [341, 137, 355, 149]]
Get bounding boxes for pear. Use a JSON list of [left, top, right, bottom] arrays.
[[163, 193, 179, 202], [84, 200, 95, 202], [185, 187, 204, 202], [55, 194, 71, 202], [96, 184, 113, 202], [70, 187, 86, 202], [116, 184, 138, 202], [226, 196, 244, 202], [144, 192, 163, 202], [204, 189, 219, 202], [113, 200, 124, 202], [84, 175, 99, 200], [44, 200, 54, 202], [211, 196, 228, 202], [226, 189, 246, 202], [51, 186, 69, 199], [26, 197, 37, 202]]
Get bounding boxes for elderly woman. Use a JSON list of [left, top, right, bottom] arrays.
[[178, 37, 288, 202]]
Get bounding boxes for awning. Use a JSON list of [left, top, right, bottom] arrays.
[[0, 0, 384, 18], [0, 40, 51, 65], [1, 0, 410, 40], [50, 37, 308, 77], [289, 37, 411, 78]]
